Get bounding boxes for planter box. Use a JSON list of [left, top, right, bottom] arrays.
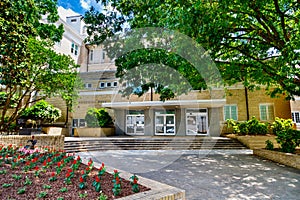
[[74, 127, 115, 137], [229, 135, 280, 149], [253, 149, 300, 170], [42, 127, 62, 135]]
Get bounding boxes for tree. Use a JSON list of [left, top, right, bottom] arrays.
[[84, 0, 300, 99], [0, 0, 80, 131], [21, 100, 61, 124]]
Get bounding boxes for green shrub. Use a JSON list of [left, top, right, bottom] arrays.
[[21, 100, 61, 123], [85, 108, 113, 127], [226, 117, 268, 135], [247, 117, 268, 135], [276, 128, 300, 153], [226, 119, 239, 134], [265, 140, 274, 150], [271, 117, 293, 135], [238, 122, 248, 135]]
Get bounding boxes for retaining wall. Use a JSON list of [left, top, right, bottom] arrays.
[[253, 149, 300, 170], [0, 135, 65, 150]]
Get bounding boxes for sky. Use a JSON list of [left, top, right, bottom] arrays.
[[58, 0, 102, 15]]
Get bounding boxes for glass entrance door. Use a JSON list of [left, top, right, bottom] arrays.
[[126, 114, 144, 135], [155, 111, 175, 135], [186, 109, 208, 135]]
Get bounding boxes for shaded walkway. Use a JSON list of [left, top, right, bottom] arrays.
[[78, 151, 300, 199], [141, 154, 300, 199]]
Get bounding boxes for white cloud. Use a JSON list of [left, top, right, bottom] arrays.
[[80, 0, 90, 10], [80, 0, 102, 11]]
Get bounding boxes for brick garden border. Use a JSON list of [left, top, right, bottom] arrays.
[[253, 149, 300, 170], [81, 158, 186, 200]]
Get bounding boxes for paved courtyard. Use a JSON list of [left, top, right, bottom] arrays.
[[78, 150, 300, 200]]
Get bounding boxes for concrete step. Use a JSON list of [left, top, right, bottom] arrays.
[[64, 137, 247, 153]]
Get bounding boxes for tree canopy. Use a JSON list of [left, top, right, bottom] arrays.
[[84, 0, 300, 100], [0, 0, 79, 131]]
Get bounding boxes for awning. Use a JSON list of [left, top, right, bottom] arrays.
[[102, 99, 226, 109]]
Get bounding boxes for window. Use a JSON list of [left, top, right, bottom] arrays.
[[259, 104, 274, 121], [71, 19, 77, 22], [223, 105, 238, 121], [90, 50, 94, 61], [99, 82, 105, 88], [292, 112, 300, 124], [79, 119, 86, 127], [71, 43, 78, 55], [72, 119, 86, 127], [85, 83, 92, 88], [107, 82, 111, 87], [113, 82, 118, 87]]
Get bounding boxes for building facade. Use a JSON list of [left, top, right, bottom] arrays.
[[70, 42, 292, 136], [49, 9, 294, 136], [291, 97, 300, 130]]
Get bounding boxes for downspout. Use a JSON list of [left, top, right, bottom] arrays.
[[245, 86, 250, 120], [85, 44, 89, 72]]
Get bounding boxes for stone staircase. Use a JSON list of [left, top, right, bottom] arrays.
[[64, 137, 247, 153]]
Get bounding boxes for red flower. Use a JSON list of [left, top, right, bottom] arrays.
[[51, 172, 55, 177], [34, 166, 39, 171], [68, 168, 72, 173], [114, 169, 118, 173], [73, 160, 77, 165], [47, 158, 51, 162], [77, 156, 81, 161], [116, 176, 120, 184], [88, 159, 93, 165], [57, 162, 61, 167], [5, 155, 8, 159], [13, 159, 17, 163], [81, 170, 85, 175], [79, 177, 84, 183], [26, 161, 30, 166], [66, 172, 71, 178], [43, 160, 47, 166], [86, 167, 89, 171], [17, 155, 21, 160], [95, 176, 100, 183], [133, 178, 138, 184]]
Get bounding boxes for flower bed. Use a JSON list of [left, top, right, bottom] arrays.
[[0, 144, 150, 199]]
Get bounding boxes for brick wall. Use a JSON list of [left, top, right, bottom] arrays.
[[0, 135, 65, 150]]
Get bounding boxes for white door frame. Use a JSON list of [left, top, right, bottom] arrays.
[[126, 114, 145, 135], [186, 109, 208, 135], [155, 113, 176, 135]]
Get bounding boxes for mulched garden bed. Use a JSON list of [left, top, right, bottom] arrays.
[[0, 145, 150, 200]]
